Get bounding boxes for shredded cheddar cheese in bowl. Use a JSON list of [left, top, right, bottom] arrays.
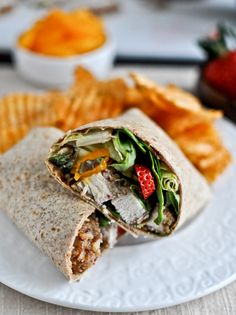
[[18, 9, 106, 57]]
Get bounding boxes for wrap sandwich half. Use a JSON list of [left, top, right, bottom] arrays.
[[47, 109, 211, 237], [0, 127, 121, 281]]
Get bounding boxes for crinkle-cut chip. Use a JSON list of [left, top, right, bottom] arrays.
[[126, 85, 170, 120], [185, 149, 231, 182], [152, 111, 216, 138], [0, 93, 62, 153], [175, 123, 222, 148], [130, 72, 222, 120], [0, 125, 29, 153], [125, 87, 144, 106], [130, 73, 201, 112], [74, 66, 96, 85], [68, 66, 99, 100], [198, 147, 231, 168], [196, 147, 232, 182], [177, 140, 215, 157], [160, 84, 222, 120], [130, 72, 158, 90], [0, 93, 55, 126], [128, 72, 231, 182], [62, 83, 126, 130], [174, 124, 232, 181], [125, 93, 221, 138], [158, 84, 204, 112], [47, 91, 70, 126], [175, 138, 232, 182], [57, 67, 128, 131], [64, 87, 96, 130]]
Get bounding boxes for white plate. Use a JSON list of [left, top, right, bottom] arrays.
[[0, 119, 236, 312]]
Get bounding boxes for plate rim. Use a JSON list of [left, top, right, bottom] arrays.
[[1, 259, 236, 312]]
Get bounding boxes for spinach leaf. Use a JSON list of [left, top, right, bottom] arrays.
[[96, 212, 110, 228], [122, 128, 147, 153], [108, 208, 121, 219], [104, 201, 121, 219], [149, 152, 165, 225], [48, 146, 75, 173], [167, 191, 180, 215], [131, 185, 151, 212]]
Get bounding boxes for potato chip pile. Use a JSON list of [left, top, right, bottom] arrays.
[[0, 67, 231, 182], [0, 67, 127, 153], [52, 67, 127, 130], [126, 73, 231, 182], [0, 93, 60, 153], [18, 9, 106, 57]]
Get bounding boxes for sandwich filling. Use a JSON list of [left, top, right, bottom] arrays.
[[71, 212, 118, 275], [49, 128, 180, 236]]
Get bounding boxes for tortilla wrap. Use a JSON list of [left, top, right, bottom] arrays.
[[0, 127, 119, 281], [46, 109, 211, 237]]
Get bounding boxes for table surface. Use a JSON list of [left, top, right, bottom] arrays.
[[0, 65, 236, 315]]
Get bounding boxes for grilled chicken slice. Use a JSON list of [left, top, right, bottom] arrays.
[[111, 192, 148, 225]]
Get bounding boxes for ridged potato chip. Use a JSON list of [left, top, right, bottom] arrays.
[[56, 67, 127, 131], [127, 73, 231, 182], [130, 73, 222, 117], [0, 93, 61, 153]]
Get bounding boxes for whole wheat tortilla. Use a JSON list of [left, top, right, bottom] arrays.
[[0, 127, 105, 281], [47, 109, 211, 237]]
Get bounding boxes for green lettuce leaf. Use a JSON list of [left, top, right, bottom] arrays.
[[48, 146, 75, 173], [167, 191, 180, 215], [104, 201, 121, 219], [104, 140, 123, 162], [122, 128, 147, 153], [161, 170, 179, 192], [111, 131, 136, 173], [149, 152, 165, 225], [96, 212, 110, 228], [62, 130, 112, 147]]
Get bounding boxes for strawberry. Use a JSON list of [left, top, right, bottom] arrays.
[[117, 227, 126, 237], [203, 51, 236, 99], [199, 24, 236, 99], [135, 164, 155, 199]]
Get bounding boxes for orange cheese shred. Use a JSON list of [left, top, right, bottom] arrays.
[[72, 148, 109, 181], [18, 9, 106, 57]]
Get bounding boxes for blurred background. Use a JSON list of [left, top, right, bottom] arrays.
[[0, 0, 235, 64]]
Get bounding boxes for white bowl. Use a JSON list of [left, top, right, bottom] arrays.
[[13, 38, 116, 88]]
